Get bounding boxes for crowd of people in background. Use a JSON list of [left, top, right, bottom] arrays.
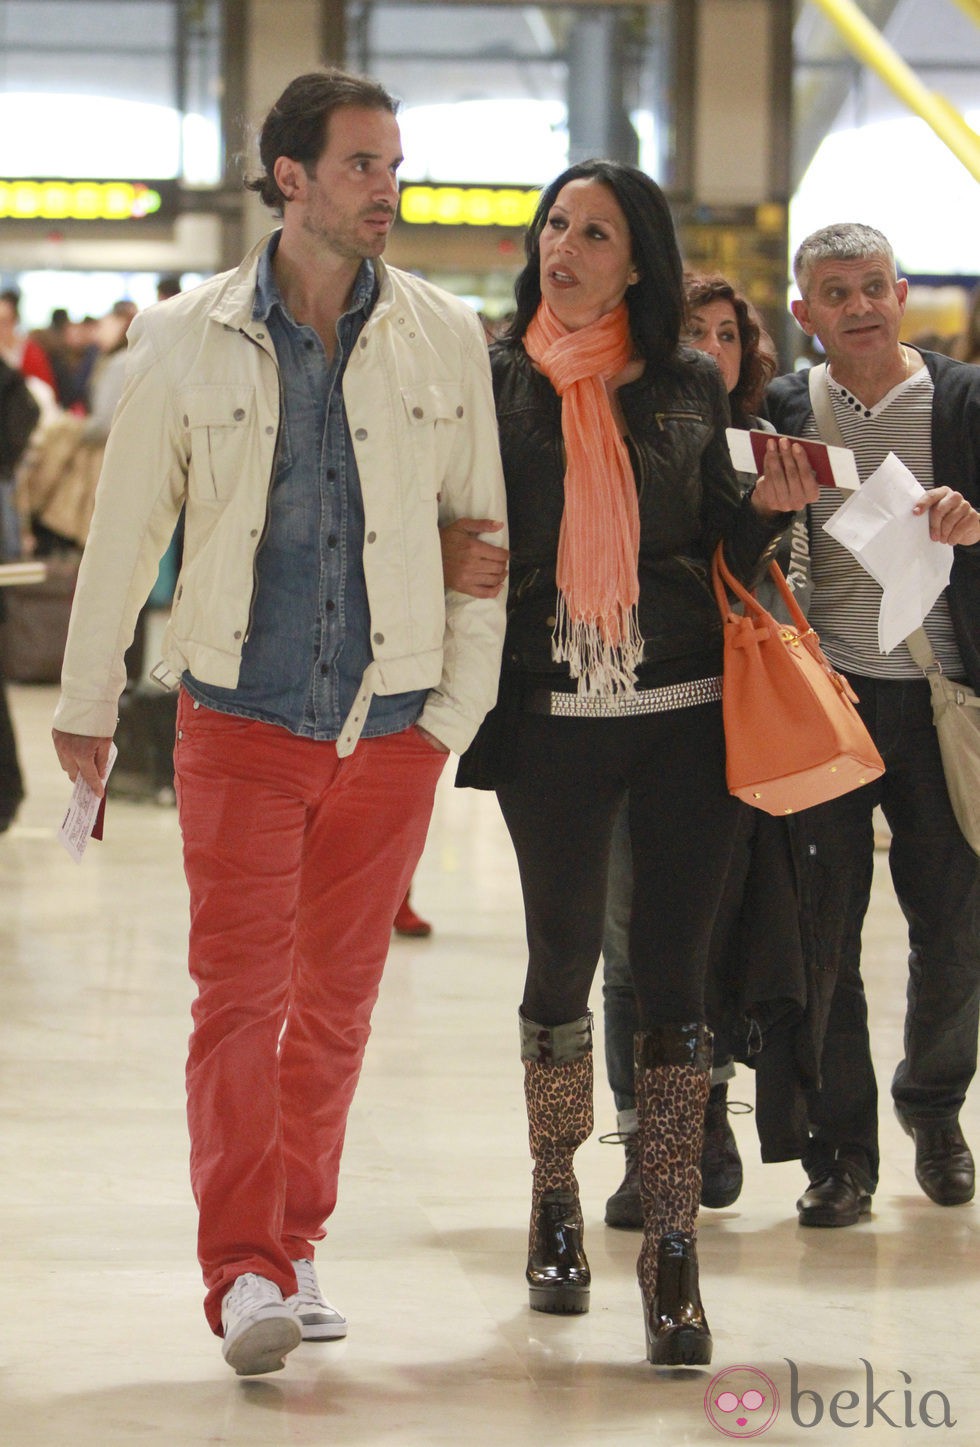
[[3, 64, 980, 1380]]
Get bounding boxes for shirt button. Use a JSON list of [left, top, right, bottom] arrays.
[[326, 468, 336, 481], [412, 407, 424, 419], [320, 663, 329, 675], [373, 632, 384, 644], [233, 408, 245, 420], [366, 531, 376, 544], [325, 600, 335, 612], [355, 428, 367, 440], [327, 533, 338, 547]]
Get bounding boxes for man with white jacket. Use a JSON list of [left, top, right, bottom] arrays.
[[52, 68, 507, 1377]]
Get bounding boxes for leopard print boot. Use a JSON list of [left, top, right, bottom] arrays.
[[521, 1010, 593, 1314], [635, 1022, 713, 1365]]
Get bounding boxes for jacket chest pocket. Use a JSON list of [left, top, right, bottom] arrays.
[[177, 385, 258, 502], [400, 381, 465, 497], [646, 408, 710, 482]]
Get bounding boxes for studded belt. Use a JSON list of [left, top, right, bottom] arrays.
[[525, 675, 723, 718]]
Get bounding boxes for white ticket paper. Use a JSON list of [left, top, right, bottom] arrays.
[[57, 742, 118, 863]]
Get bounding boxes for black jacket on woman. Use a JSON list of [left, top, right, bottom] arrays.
[[493, 341, 785, 678], [458, 341, 788, 788]]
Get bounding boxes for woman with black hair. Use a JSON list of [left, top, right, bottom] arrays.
[[459, 161, 817, 1365]]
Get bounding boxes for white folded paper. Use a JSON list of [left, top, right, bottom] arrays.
[[57, 742, 118, 862], [822, 452, 953, 654]]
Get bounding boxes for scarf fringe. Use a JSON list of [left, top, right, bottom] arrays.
[[551, 595, 645, 696]]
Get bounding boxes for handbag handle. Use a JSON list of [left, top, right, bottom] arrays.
[[711, 540, 811, 636]]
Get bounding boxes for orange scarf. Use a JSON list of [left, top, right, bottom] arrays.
[[524, 299, 643, 695]]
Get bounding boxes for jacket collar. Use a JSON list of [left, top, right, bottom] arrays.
[[208, 229, 396, 333]]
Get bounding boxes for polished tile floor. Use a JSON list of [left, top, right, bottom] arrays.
[[1, 682, 977, 1445]]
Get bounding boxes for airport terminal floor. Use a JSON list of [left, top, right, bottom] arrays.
[[2, 682, 978, 1445]]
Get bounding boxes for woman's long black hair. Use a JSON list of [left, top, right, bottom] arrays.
[[504, 159, 685, 372]]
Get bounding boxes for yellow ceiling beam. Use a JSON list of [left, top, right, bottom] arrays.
[[808, 0, 980, 182], [948, 0, 980, 28]]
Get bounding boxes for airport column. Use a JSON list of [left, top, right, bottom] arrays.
[[667, 0, 795, 355], [219, 0, 347, 266]]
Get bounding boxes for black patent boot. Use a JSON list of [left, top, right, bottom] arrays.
[[644, 1231, 712, 1365], [521, 1010, 593, 1315], [527, 1189, 591, 1314], [635, 1023, 713, 1366]]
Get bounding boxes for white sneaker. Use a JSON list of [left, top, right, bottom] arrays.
[[220, 1272, 302, 1376], [285, 1258, 349, 1341]]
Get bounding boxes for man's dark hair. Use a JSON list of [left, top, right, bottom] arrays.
[[0, 288, 20, 318], [246, 68, 400, 215], [156, 274, 182, 300], [504, 159, 684, 371]]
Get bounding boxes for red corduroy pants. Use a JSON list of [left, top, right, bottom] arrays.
[[173, 692, 446, 1333]]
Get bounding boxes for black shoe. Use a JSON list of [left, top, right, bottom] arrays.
[[700, 1084, 743, 1209], [604, 1134, 642, 1230], [527, 1189, 591, 1314], [897, 1113, 975, 1206], [644, 1231, 712, 1366], [796, 1167, 872, 1227]]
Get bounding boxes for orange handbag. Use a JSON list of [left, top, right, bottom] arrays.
[[711, 541, 884, 816]]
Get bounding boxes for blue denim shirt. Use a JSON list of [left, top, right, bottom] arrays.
[[184, 235, 426, 739]]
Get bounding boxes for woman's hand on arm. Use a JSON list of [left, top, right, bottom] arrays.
[[750, 436, 821, 518], [440, 517, 510, 598]]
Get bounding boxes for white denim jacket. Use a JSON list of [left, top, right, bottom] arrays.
[[54, 233, 507, 756]]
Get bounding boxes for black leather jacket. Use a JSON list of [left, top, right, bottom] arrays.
[[492, 341, 787, 680]]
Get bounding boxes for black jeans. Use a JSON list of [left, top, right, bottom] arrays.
[[795, 675, 980, 1192], [495, 698, 744, 1031]]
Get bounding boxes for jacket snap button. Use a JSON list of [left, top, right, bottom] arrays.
[[265, 425, 274, 435], [233, 408, 246, 421], [355, 428, 367, 440], [412, 407, 424, 419], [182, 414, 189, 426], [233, 630, 242, 640], [366, 531, 377, 543], [373, 632, 384, 644], [456, 405, 464, 417], [250, 529, 258, 538]]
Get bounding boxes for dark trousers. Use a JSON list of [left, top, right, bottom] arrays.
[[495, 700, 743, 1030], [795, 675, 980, 1191]]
